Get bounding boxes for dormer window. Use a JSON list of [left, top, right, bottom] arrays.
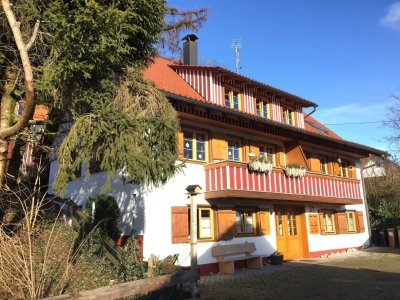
[[256, 99, 270, 119], [283, 108, 295, 126], [225, 88, 240, 110]]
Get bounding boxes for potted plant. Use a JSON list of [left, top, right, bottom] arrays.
[[269, 251, 284, 265], [284, 163, 306, 178]]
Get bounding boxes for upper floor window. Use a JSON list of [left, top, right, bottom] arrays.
[[235, 209, 255, 234], [320, 156, 328, 174], [225, 88, 240, 110], [183, 130, 207, 161], [228, 140, 240, 161], [339, 160, 349, 177], [283, 108, 295, 126], [256, 99, 270, 119], [259, 146, 275, 165]]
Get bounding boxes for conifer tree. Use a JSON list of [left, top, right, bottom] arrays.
[[0, 0, 207, 192]]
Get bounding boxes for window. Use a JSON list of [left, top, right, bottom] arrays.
[[228, 140, 240, 161], [198, 208, 214, 239], [225, 88, 240, 110], [256, 99, 270, 118], [283, 108, 295, 126], [259, 146, 275, 165], [183, 130, 207, 161], [340, 160, 349, 177], [346, 211, 356, 232], [235, 209, 255, 234], [320, 156, 328, 174], [322, 211, 336, 233]]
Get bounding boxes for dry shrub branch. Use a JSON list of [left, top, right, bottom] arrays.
[[0, 183, 79, 299]]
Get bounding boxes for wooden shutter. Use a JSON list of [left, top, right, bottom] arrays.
[[318, 212, 326, 234], [276, 146, 285, 167], [177, 131, 184, 160], [308, 213, 319, 234], [211, 133, 228, 161], [310, 156, 320, 172], [171, 206, 189, 244], [258, 209, 270, 235], [336, 212, 347, 234], [250, 145, 260, 159], [333, 161, 340, 176], [356, 211, 365, 233], [216, 209, 235, 240]]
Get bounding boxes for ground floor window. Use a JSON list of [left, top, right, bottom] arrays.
[[198, 208, 214, 239], [322, 211, 336, 233], [235, 209, 255, 234], [346, 211, 356, 232]]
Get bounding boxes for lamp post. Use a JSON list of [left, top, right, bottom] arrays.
[[185, 184, 203, 298]]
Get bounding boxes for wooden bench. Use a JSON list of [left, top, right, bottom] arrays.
[[211, 242, 263, 274]]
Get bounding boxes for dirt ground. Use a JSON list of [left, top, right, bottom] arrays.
[[199, 247, 400, 300]]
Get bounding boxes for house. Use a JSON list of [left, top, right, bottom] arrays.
[[48, 35, 386, 275]]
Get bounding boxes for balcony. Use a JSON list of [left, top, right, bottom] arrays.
[[204, 161, 362, 205]]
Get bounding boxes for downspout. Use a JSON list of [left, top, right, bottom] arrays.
[[304, 105, 318, 119]]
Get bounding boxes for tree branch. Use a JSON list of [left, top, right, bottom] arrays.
[[26, 20, 40, 51], [0, 0, 35, 139]]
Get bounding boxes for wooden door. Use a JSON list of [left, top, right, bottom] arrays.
[[275, 206, 304, 260]]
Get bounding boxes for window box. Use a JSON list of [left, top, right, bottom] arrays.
[[284, 164, 306, 178]]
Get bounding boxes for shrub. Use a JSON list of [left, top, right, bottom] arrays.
[[86, 194, 121, 240]]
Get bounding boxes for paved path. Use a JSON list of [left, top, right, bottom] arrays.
[[199, 248, 400, 300]]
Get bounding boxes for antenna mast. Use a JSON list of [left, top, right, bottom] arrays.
[[230, 39, 242, 74]]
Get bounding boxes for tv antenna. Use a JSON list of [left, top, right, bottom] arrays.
[[230, 39, 242, 74]]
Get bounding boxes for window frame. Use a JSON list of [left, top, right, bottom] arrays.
[[283, 107, 295, 126], [198, 207, 214, 239], [256, 98, 270, 119], [339, 160, 349, 178], [235, 208, 256, 235], [182, 129, 208, 162], [345, 211, 357, 232], [224, 87, 241, 110], [322, 210, 336, 234], [227, 138, 241, 161], [258, 145, 276, 165], [319, 156, 328, 175]]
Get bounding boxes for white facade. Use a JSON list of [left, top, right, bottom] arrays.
[[49, 158, 370, 267]]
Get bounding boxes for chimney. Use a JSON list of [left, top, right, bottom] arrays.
[[181, 34, 198, 65]]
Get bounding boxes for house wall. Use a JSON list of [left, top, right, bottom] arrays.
[[49, 157, 369, 266]]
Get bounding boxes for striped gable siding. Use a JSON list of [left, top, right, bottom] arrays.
[[271, 96, 282, 122], [175, 68, 306, 128], [296, 105, 305, 129]]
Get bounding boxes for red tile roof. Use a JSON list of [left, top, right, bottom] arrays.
[[143, 57, 205, 101], [143, 57, 385, 155], [304, 115, 342, 140]]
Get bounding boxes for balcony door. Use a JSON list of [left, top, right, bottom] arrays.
[[275, 206, 307, 260]]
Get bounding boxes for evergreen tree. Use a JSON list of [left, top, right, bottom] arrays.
[[0, 0, 208, 193]]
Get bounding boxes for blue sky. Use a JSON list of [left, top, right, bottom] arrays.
[[167, 0, 400, 153]]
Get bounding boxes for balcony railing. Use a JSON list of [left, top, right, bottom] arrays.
[[204, 161, 362, 204]]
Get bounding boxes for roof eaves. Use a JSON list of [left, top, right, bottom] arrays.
[[162, 90, 386, 157]]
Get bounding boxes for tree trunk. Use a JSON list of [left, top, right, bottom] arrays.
[[0, 67, 18, 187], [1, 0, 38, 188]]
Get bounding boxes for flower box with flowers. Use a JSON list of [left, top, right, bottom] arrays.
[[247, 153, 273, 174], [284, 163, 306, 178]]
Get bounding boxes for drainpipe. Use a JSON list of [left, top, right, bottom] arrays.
[[304, 105, 318, 119]]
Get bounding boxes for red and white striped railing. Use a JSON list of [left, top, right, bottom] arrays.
[[204, 161, 361, 200]]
